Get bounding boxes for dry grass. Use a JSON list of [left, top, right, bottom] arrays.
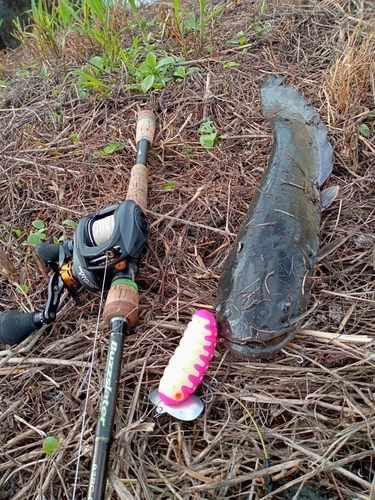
[[0, 1, 375, 499], [323, 21, 375, 171]]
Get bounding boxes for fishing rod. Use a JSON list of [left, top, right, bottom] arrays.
[[87, 110, 156, 500], [0, 110, 156, 499]]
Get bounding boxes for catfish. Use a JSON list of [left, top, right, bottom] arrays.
[[216, 76, 338, 359]]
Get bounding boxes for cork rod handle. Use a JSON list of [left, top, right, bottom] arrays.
[[126, 110, 156, 210], [102, 110, 156, 328]]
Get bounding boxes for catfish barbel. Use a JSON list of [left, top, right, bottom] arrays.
[[216, 76, 337, 359]]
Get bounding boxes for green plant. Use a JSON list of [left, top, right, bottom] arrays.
[[52, 111, 66, 123], [27, 220, 47, 245], [181, 145, 193, 154], [221, 61, 239, 69], [127, 52, 195, 93], [251, 20, 271, 39], [199, 119, 227, 149], [43, 436, 60, 455], [227, 31, 248, 45], [259, 0, 268, 13], [52, 219, 77, 244], [358, 123, 370, 137], [26, 0, 80, 56], [169, 0, 189, 59], [62, 219, 78, 229], [127, 0, 148, 44], [199, 119, 217, 148], [135, 53, 175, 92], [169, 0, 233, 56], [16, 284, 30, 295], [93, 142, 125, 159], [70, 133, 79, 143], [71, 55, 113, 93], [0, 223, 22, 243], [163, 181, 178, 190]]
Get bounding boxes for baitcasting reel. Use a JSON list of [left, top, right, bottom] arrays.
[[0, 200, 149, 345]]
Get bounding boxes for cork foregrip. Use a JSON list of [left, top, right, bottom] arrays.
[[126, 164, 148, 210], [126, 111, 156, 210], [102, 282, 139, 327]]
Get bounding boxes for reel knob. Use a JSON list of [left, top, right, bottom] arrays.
[[0, 310, 44, 344]]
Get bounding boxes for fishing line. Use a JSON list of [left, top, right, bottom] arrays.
[[72, 256, 109, 500], [208, 391, 272, 493]]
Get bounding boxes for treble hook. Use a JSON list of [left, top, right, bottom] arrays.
[[281, 348, 304, 364], [201, 376, 219, 403]]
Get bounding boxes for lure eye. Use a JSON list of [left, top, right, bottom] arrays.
[[174, 392, 184, 401]]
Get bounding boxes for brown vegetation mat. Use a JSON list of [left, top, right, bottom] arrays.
[[1, 0, 375, 498]]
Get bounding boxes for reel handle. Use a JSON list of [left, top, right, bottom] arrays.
[[102, 110, 156, 328], [0, 310, 44, 345]]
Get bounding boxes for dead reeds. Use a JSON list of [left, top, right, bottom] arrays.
[[0, 1, 375, 499]]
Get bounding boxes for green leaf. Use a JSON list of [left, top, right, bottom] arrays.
[[62, 219, 78, 229], [43, 436, 60, 455], [156, 56, 175, 69], [186, 16, 197, 30], [259, 0, 268, 12], [200, 132, 217, 149], [141, 74, 155, 93], [90, 56, 104, 69], [74, 70, 109, 89], [16, 284, 29, 295], [358, 123, 370, 137], [32, 220, 46, 230], [163, 181, 178, 190], [222, 61, 239, 69], [27, 232, 45, 245], [102, 142, 125, 155], [146, 51, 157, 69], [199, 119, 215, 134], [13, 228, 22, 238], [227, 39, 240, 45], [174, 66, 186, 79]]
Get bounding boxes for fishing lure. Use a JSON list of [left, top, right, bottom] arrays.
[[158, 309, 218, 405]]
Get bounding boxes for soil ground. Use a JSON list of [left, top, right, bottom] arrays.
[[0, 0, 375, 499]]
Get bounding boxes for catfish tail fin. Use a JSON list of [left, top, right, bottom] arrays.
[[260, 76, 333, 186]]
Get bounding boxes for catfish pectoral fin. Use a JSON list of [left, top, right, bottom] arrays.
[[316, 229, 359, 262]]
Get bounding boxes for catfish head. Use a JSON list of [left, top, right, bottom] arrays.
[[216, 250, 315, 359]]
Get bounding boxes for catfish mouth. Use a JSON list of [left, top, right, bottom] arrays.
[[223, 329, 297, 359], [218, 315, 301, 345], [217, 300, 318, 359]]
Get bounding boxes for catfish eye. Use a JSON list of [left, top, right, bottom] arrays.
[[281, 302, 291, 313]]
